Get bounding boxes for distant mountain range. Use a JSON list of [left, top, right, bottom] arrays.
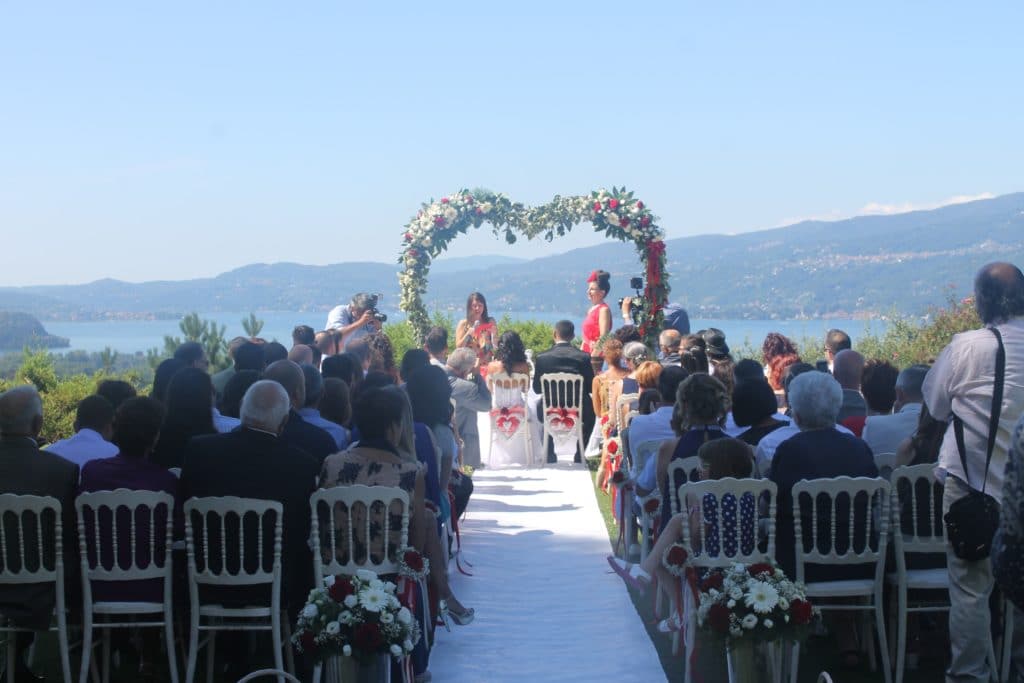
[[2, 193, 1022, 321]]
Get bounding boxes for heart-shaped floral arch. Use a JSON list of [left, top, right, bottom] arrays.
[[398, 187, 669, 348]]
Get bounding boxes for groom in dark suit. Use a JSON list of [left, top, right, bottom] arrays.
[[533, 320, 595, 463]]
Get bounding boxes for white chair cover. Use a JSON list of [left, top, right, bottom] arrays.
[[540, 372, 586, 463]]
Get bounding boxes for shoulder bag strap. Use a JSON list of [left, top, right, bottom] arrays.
[[954, 327, 1006, 493]]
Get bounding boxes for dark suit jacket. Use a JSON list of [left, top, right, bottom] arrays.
[[179, 428, 319, 613], [281, 409, 338, 466], [533, 342, 596, 440], [0, 436, 80, 627]]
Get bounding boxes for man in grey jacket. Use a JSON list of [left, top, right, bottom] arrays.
[[446, 348, 492, 469]]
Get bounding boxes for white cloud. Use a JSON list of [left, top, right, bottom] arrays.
[[857, 192, 995, 216]]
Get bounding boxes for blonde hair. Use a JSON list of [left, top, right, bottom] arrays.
[[634, 361, 663, 391]]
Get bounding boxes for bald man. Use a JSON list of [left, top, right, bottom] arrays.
[[832, 349, 867, 423], [263, 359, 337, 465], [0, 385, 80, 679]]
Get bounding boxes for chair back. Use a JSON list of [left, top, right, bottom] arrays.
[[488, 371, 529, 394], [874, 452, 897, 480], [540, 373, 585, 453], [890, 464, 945, 558], [667, 456, 702, 515], [184, 496, 282, 587], [0, 494, 64, 585], [615, 393, 639, 434], [632, 439, 667, 477], [678, 478, 777, 567], [790, 477, 891, 584], [309, 485, 410, 584], [76, 489, 175, 582]]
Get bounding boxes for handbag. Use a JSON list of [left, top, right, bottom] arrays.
[[943, 327, 1005, 561]]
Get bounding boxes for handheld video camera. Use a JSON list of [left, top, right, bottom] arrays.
[[618, 277, 644, 325]]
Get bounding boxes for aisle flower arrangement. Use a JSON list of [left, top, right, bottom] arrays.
[[292, 570, 421, 662], [398, 187, 669, 347], [695, 561, 818, 642]]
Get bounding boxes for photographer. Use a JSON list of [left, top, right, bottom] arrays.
[[325, 292, 384, 350]]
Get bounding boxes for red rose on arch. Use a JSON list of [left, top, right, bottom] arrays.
[[608, 198, 620, 209], [640, 215, 651, 227], [666, 545, 688, 567], [592, 201, 602, 212], [790, 599, 813, 625], [748, 562, 774, 577], [433, 216, 446, 226], [403, 550, 424, 573], [328, 578, 355, 602], [637, 201, 644, 209], [465, 196, 473, 204], [708, 603, 731, 634], [700, 572, 724, 592], [353, 623, 384, 651], [440, 197, 449, 204], [619, 217, 630, 227]]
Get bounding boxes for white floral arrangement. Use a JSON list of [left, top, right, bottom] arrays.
[[695, 561, 818, 642], [397, 187, 669, 346], [292, 569, 421, 661]]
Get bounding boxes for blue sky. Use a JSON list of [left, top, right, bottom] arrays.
[[1, 2, 1022, 286]]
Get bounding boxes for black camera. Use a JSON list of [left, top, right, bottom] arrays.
[[363, 293, 388, 324], [618, 277, 645, 325]]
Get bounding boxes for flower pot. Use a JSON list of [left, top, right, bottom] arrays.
[[726, 638, 758, 683], [322, 654, 390, 683]]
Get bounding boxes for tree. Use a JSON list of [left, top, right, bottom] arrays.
[[99, 347, 118, 373], [162, 312, 230, 372], [242, 312, 265, 338]]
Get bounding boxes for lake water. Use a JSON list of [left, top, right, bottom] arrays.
[[31, 311, 890, 355]]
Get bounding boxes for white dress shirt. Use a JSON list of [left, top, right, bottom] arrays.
[[297, 407, 348, 451], [923, 318, 1024, 502], [46, 428, 119, 470], [862, 403, 922, 458], [628, 406, 676, 454], [755, 421, 853, 477], [212, 407, 241, 434]]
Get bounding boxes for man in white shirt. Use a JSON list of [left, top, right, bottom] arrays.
[[922, 261, 1024, 682], [325, 293, 383, 350], [425, 326, 449, 368], [47, 394, 118, 469], [824, 328, 851, 373], [297, 363, 347, 450], [862, 364, 929, 457]]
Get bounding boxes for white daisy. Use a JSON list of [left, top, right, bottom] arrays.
[[745, 580, 780, 614], [343, 595, 358, 609], [380, 612, 394, 624], [301, 604, 318, 619], [742, 614, 758, 629], [325, 621, 340, 635], [359, 587, 388, 613]]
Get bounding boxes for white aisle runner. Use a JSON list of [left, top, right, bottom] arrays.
[[428, 466, 666, 682]]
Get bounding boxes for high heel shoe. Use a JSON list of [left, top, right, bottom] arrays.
[[438, 599, 475, 629]]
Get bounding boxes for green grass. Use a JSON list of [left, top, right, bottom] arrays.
[[586, 458, 949, 682]]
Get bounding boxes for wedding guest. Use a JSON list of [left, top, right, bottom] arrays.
[[662, 302, 691, 335], [211, 336, 249, 398], [628, 366, 689, 457], [894, 402, 946, 467], [732, 378, 789, 447], [592, 338, 630, 420], [703, 328, 734, 376], [445, 348, 491, 470], [581, 271, 612, 357], [833, 349, 867, 422], [634, 361, 662, 394], [614, 325, 642, 346], [314, 329, 342, 360], [843, 358, 898, 436], [298, 363, 348, 450], [151, 358, 186, 405], [322, 352, 362, 395], [262, 341, 288, 367], [213, 339, 265, 401], [621, 342, 654, 395], [824, 328, 852, 372], [734, 358, 765, 384], [96, 379, 137, 411], [173, 341, 209, 372], [180, 381, 318, 621], [532, 323, 594, 462], [455, 292, 498, 375], [292, 325, 315, 348], [151, 368, 217, 469], [325, 293, 383, 349], [638, 389, 661, 416], [346, 338, 372, 374], [366, 332, 400, 384], [658, 329, 682, 366], [679, 346, 709, 376], [407, 365, 457, 492], [263, 360, 337, 465], [425, 326, 449, 368], [47, 394, 118, 469], [0, 385, 79, 682], [220, 369, 260, 419], [287, 343, 314, 366], [319, 378, 352, 429], [400, 349, 432, 384], [762, 332, 801, 392]]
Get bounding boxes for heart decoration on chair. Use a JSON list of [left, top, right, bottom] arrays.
[[546, 407, 579, 433], [491, 406, 525, 440]]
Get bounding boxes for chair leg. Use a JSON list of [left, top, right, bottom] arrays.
[[57, 614, 73, 683], [7, 627, 17, 683], [1002, 602, 1014, 683], [185, 613, 199, 683], [164, 614, 180, 683], [874, 592, 892, 683], [282, 617, 295, 676], [101, 629, 110, 683], [272, 612, 284, 683], [894, 586, 907, 683], [204, 631, 216, 683], [789, 641, 801, 683], [79, 613, 93, 683], [863, 598, 877, 672]]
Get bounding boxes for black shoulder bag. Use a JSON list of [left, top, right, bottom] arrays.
[[943, 327, 1005, 561]]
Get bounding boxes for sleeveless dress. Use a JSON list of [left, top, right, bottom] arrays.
[[487, 369, 534, 468], [581, 302, 609, 354], [467, 319, 497, 379]]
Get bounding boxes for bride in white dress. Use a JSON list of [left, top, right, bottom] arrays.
[[484, 332, 541, 468]]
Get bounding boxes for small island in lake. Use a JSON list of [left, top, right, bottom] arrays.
[[0, 311, 70, 350]]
